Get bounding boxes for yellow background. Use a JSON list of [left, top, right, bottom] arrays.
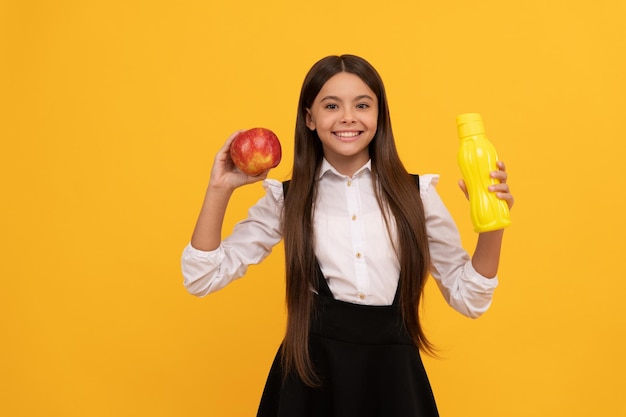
[[2, 0, 625, 415]]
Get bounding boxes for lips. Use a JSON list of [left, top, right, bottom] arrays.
[[333, 131, 362, 139]]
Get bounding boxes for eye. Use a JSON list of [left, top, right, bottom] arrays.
[[356, 103, 370, 109], [325, 103, 338, 110]]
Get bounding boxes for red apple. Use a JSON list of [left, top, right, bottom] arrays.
[[230, 128, 282, 176]]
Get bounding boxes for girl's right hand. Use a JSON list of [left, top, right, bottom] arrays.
[[208, 131, 271, 191]]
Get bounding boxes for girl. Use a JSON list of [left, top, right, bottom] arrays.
[[182, 54, 514, 417]]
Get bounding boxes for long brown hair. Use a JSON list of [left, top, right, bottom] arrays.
[[281, 55, 432, 386]]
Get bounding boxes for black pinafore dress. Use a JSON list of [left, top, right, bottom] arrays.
[[257, 263, 439, 417]]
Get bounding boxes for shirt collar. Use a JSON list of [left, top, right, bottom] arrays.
[[318, 158, 372, 180]]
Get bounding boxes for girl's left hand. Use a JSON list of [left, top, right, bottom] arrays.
[[458, 161, 515, 210]]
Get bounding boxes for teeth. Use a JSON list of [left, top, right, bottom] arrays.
[[335, 131, 360, 138]]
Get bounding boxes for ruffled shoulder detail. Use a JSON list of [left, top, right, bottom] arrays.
[[418, 173, 440, 199], [262, 178, 285, 204]]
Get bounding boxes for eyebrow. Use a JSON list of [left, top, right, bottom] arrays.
[[320, 94, 375, 102]]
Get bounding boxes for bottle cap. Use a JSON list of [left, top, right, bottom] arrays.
[[456, 113, 485, 139]]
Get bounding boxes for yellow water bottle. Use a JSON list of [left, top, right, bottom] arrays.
[[456, 113, 511, 233]]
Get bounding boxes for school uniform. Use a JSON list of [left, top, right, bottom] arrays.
[[257, 263, 438, 416], [181, 159, 499, 416]]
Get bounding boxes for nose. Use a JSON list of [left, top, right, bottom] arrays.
[[341, 108, 356, 123]]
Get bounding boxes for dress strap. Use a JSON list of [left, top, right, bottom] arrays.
[[315, 261, 333, 298]]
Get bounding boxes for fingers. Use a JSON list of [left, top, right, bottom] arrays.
[[458, 179, 469, 200], [245, 169, 270, 183], [218, 130, 245, 156], [492, 188, 514, 209], [490, 161, 508, 183], [226, 129, 245, 145], [459, 161, 514, 209], [490, 161, 514, 209], [208, 130, 250, 190]]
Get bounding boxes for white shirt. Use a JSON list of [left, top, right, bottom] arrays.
[[182, 159, 498, 318]]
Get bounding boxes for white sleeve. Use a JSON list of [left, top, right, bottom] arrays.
[[420, 174, 498, 318], [181, 179, 284, 297]]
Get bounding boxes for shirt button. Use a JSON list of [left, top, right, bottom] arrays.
[[355, 252, 362, 259], [347, 180, 352, 187], [358, 293, 365, 300], [352, 214, 357, 221]]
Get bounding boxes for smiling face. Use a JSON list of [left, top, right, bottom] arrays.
[[305, 72, 378, 176]]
